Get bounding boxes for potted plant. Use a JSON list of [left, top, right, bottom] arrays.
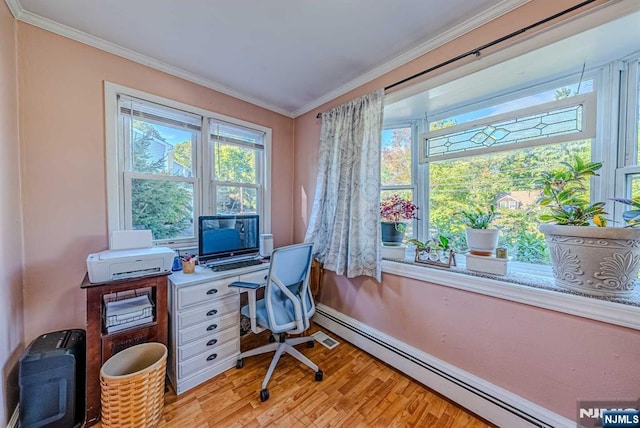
[[380, 194, 418, 246], [408, 235, 455, 267], [459, 205, 499, 256], [537, 156, 640, 297]]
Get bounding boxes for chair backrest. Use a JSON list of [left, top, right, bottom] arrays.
[[264, 243, 315, 334]]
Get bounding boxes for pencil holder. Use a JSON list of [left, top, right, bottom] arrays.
[[182, 260, 196, 274]]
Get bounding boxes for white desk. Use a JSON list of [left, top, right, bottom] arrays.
[[167, 263, 269, 394]]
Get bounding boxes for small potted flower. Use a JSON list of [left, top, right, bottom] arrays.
[[380, 194, 418, 246]]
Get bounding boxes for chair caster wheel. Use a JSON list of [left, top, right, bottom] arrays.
[[268, 335, 276, 343], [315, 370, 323, 381], [260, 388, 270, 402], [236, 359, 244, 369], [307, 340, 315, 348]]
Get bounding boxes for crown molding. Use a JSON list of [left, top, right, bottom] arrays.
[[11, 0, 532, 119], [4, 0, 23, 18], [14, 6, 294, 118], [291, 0, 532, 118]]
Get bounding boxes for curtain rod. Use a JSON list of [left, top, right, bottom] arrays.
[[316, 0, 596, 119]]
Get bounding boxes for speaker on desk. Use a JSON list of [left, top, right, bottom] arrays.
[[259, 234, 273, 258]]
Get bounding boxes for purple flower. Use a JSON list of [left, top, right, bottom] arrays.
[[380, 194, 419, 222]]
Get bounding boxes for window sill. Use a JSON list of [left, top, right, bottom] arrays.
[[381, 255, 640, 331]]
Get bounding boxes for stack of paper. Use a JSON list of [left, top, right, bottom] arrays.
[[104, 294, 153, 333]]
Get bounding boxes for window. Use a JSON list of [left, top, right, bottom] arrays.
[[118, 96, 200, 241], [106, 83, 271, 246], [424, 87, 594, 264], [383, 41, 640, 268], [210, 119, 265, 215], [381, 125, 417, 237], [616, 56, 640, 223]]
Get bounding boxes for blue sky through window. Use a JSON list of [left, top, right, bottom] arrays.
[[431, 81, 594, 130], [153, 122, 192, 146]]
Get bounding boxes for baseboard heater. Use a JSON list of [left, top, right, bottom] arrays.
[[314, 305, 572, 428]]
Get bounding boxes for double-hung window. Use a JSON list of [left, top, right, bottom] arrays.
[[106, 83, 271, 247], [209, 119, 265, 215], [118, 96, 200, 242], [380, 123, 418, 237]]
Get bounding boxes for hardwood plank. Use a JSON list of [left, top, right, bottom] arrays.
[[93, 325, 494, 427]]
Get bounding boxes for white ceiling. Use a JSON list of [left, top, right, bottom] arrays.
[[9, 0, 527, 117]]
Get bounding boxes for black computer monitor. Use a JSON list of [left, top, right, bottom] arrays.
[[198, 215, 259, 264]]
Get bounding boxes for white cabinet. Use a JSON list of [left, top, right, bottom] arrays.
[[168, 263, 269, 394]]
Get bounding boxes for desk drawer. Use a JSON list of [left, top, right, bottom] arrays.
[[178, 328, 237, 362], [177, 278, 237, 310], [179, 313, 238, 346], [178, 294, 238, 330], [178, 339, 238, 379]]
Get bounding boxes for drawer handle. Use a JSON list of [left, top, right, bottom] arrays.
[[207, 353, 218, 361], [207, 324, 218, 331], [206, 309, 218, 316], [206, 339, 218, 346], [207, 288, 218, 295]]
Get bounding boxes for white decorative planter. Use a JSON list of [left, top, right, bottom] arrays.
[[466, 228, 500, 256], [539, 224, 640, 297]]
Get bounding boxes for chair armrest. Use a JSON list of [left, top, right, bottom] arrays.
[[229, 280, 264, 334], [229, 281, 262, 289]]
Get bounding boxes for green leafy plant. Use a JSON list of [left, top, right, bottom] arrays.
[[408, 235, 450, 251], [459, 205, 497, 229], [536, 156, 607, 226], [611, 198, 640, 228]]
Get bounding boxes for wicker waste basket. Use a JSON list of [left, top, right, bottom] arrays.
[[100, 342, 167, 428]]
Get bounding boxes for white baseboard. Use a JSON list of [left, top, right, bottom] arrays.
[[7, 404, 19, 428], [314, 304, 575, 428]]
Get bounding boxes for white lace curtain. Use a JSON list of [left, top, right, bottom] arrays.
[[304, 90, 384, 281]]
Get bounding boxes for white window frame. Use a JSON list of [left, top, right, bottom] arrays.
[[105, 82, 272, 247], [209, 118, 266, 217], [380, 121, 420, 238], [615, 54, 640, 223]]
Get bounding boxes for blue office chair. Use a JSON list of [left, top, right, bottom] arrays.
[[230, 243, 323, 401]]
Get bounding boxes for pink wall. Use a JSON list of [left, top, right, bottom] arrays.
[[293, 0, 637, 421], [0, 3, 24, 423], [17, 23, 295, 343], [319, 272, 640, 419]]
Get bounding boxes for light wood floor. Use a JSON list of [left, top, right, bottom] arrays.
[[100, 326, 494, 427]]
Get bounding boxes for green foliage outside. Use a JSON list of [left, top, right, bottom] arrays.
[[214, 143, 258, 213], [173, 141, 192, 170], [131, 121, 192, 240], [429, 141, 590, 264], [381, 128, 411, 186]]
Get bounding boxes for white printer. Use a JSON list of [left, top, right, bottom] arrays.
[[86, 230, 175, 283]]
